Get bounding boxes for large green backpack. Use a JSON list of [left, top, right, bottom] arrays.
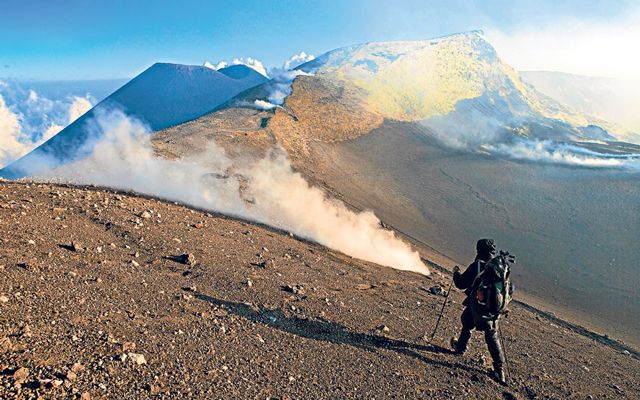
[[469, 251, 514, 325]]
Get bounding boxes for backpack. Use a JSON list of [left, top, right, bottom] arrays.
[[469, 251, 514, 325]]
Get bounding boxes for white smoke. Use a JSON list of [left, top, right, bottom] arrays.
[[266, 69, 313, 106], [421, 100, 640, 170], [253, 99, 277, 110], [41, 110, 428, 275], [486, 140, 640, 169]]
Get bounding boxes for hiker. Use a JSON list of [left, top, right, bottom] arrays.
[[450, 238, 508, 385]]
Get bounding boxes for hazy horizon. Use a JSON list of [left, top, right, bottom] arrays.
[[2, 1, 639, 81]]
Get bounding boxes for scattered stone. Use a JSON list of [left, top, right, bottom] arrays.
[[429, 285, 447, 296], [21, 325, 32, 338], [129, 353, 147, 365], [0, 295, 8, 303], [251, 259, 275, 269], [71, 362, 83, 373], [80, 392, 91, 400], [282, 284, 304, 294], [27, 239, 35, 245], [140, 211, 152, 219], [174, 253, 196, 266], [0, 336, 12, 351], [355, 283, 373, 290], [122, 342, 136, 352], [378, 325, 391, 333], [13, 367, 29, 382], [65, 370, 77, 381], [146, 384, 160, 394], [131, 260, 140, 267], [246, 279, 253, 288], [71, 241, 85, 252]]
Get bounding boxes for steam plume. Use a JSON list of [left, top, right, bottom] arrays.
[[40, 110, 428, 275]]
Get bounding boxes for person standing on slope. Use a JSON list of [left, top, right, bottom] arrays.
[[450, 238, 507, 385]]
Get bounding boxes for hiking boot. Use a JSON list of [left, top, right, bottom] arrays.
[[494, 368, 507, 385], [450, 336, 463, 354]]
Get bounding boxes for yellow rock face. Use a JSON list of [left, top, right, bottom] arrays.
[[317, 35, 496, 121], [311, 32, 611, 132]]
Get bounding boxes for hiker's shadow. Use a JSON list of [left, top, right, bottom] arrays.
[[195, 293, 484, 375]]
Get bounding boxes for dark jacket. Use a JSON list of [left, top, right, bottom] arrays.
[[454, 253, 493, 305]]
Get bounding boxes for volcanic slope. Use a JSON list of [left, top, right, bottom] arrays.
[[0, 181, 638, 399], [149, 33, 640, 349], [0, 63, 268, 179]]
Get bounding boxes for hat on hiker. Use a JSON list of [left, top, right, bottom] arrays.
[[476, 238, 496, 257]]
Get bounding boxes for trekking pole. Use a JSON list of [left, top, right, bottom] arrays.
[[427, 276, 454, 345], [498, 321, 511, 380]]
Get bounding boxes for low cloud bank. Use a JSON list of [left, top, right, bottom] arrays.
[[0, 80, 94, 167], [41, 110, 428, 275]]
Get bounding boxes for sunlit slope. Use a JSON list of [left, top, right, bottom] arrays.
[[299, 31, 612, 137]]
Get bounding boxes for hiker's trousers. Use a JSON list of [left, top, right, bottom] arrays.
[[456, 306, 505, 370]]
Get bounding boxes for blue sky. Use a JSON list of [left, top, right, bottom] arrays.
[[1, 0, 638, 80]]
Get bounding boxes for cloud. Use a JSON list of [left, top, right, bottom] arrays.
[[203, 60, 228, 70], [231, 57, 268, 77], [68, 96, 92, 123], [42, 123, 64, 141], [0, 81, 95, 167], [284, 51, 315, 70], [39, 109, 428, 275], [204, 57, 268, 77], [486, 10, 640, 81], [0, 94, 28, 166]]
